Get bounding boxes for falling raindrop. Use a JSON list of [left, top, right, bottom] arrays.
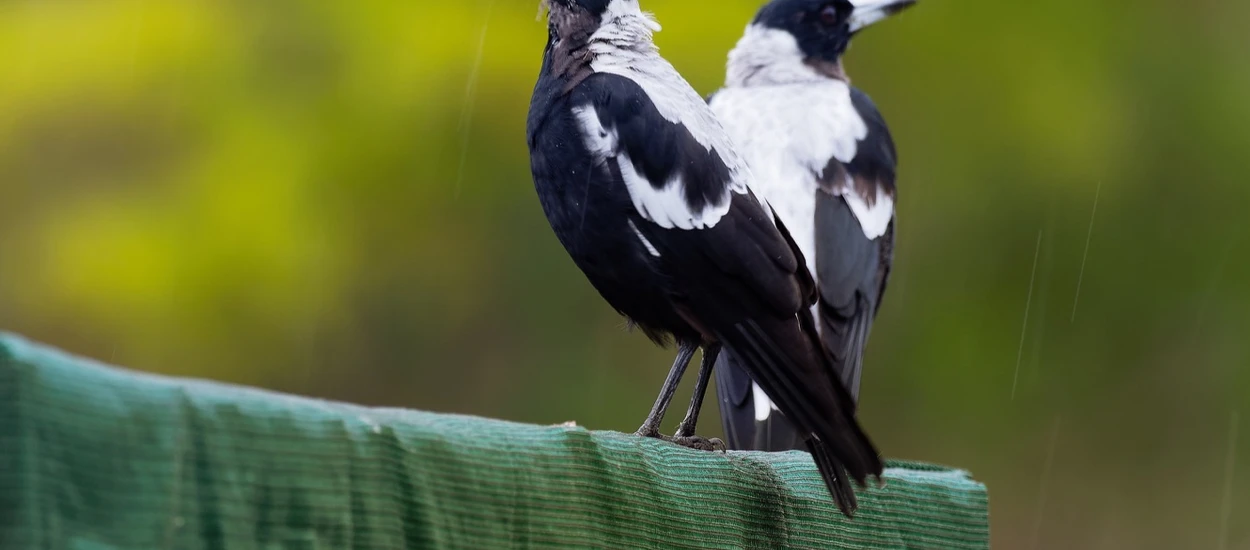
[[453, 1, 495, 199], [1012, 229, 1043, 400], [1070, 181, 1102, 323]]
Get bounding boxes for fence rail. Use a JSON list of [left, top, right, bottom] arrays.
[[0, 332, 989, 549]]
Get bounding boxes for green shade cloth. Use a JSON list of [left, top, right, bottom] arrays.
[[0, 332, 989, 549]]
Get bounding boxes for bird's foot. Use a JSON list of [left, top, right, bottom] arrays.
[[634, 424, 662, 439], [662, 434, 727, 452], [636, 427, 725, 452]]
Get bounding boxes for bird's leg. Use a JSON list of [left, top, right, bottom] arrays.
[[634, 341, 698, 439], [675, 344, 720, 436], [668, 344, 726, 452]]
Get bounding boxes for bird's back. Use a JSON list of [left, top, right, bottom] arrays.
[[710, 80, 868, 276], [709, 80, 897, 455]]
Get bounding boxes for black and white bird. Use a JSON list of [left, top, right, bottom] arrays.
[[708, 0, 914, 452], [527, 0, 882, 516]]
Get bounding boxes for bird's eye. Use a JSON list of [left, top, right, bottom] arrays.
[[819, 5, 840, 26]]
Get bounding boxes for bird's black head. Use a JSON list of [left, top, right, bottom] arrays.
[[571, 0, 612, 13], [541, 0, 627, 48], [753, 0, 915, 67], [539, 0, 656, 79], [542, 0, 616, 24]]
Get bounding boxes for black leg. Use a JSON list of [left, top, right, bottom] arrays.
[[675, 344, 721, 438], [635, 341, 698, 438]]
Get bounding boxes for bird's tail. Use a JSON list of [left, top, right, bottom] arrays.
[[816, 297, 877, 402], [716, 317, 882, 517], [714, 350, 805, 452], [806, 439, 860, 517]]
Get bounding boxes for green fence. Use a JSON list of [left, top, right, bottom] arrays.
[[0, 332, 989, 549]]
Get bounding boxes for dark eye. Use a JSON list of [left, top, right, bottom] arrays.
[[819, 5, 840, 26]]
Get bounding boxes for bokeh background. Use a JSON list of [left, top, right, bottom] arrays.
[[2, 0, 1249, 547]]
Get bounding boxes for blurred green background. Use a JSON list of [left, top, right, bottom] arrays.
[[2, 0, 1249, 547]]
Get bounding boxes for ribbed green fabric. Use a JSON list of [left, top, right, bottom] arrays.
[[0, 332, 989, 549]]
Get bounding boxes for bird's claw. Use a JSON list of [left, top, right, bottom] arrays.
[[666, 434, 726, 452], [635, 424, 725, 452]]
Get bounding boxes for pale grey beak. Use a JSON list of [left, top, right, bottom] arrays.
[[848, 0, 917, 33]]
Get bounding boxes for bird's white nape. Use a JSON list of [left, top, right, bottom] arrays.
[[601, 0, 660, 33], [725, 25, 825, 87]]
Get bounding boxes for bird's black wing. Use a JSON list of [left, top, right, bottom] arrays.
[[645, 191, 882, 517], [566, 73, 805, 315], [813, 86, 898, 400], [571, 74, 882, 515]]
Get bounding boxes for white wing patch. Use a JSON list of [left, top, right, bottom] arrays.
[[840, 178, 895, 240], [572, 105, 730, 230]]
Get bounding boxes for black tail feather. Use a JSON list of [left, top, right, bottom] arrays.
[[807, 439, 860, 517], [716, 318, 882, 516]]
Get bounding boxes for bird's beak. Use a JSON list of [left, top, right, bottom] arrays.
[[848, 0, 917, 34]]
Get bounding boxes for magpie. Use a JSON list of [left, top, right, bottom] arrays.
[[708, 0, 914, 453], [527, 0, 883, 516]]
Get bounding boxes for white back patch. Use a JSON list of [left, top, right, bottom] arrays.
[[710, 80, 874, 273]]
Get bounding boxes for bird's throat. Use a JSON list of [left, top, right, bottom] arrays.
[[805, 58, 850, 83]]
